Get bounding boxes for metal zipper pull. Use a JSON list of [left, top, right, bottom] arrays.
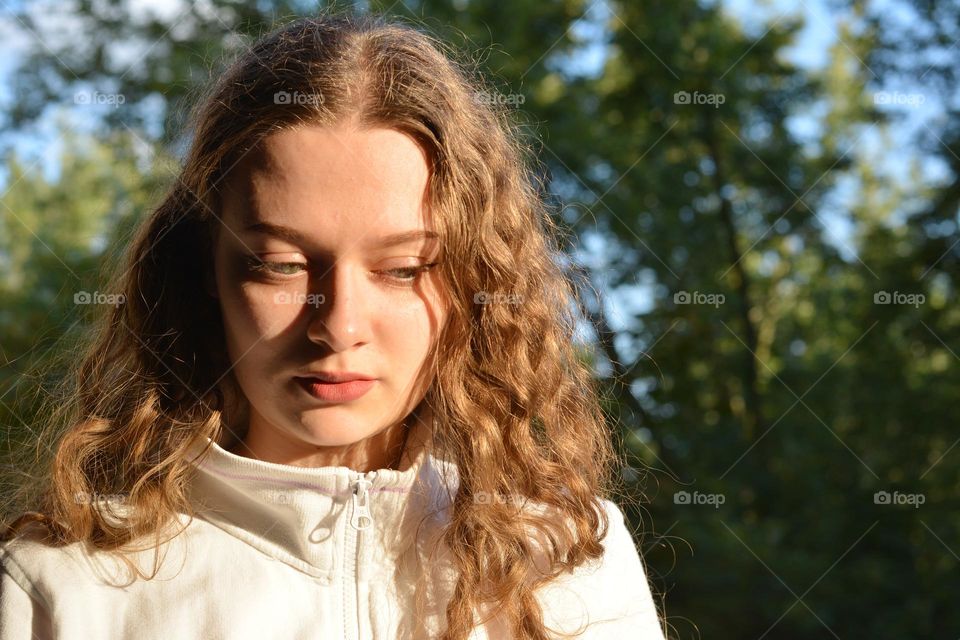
[[350, 473, 376, 530]]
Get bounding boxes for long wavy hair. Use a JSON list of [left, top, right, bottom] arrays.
[[1, 11, 636, 640]]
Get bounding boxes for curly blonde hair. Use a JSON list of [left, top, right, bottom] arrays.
[[2, 11, 633, 639]]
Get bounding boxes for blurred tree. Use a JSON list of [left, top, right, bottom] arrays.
[[2, 0, 957, 638], [0, 120, 177, 464]]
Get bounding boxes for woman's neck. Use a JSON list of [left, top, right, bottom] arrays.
[[223, 406, 430, 472]]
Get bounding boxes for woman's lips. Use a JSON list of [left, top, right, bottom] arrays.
[[294, 376, 376, 403]]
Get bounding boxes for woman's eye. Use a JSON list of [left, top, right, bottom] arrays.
[[243, 256, 437, 285], [380, 263, 437, 284], [243, 256, 306, 276]]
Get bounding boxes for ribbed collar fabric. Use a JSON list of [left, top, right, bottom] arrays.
[[182, 426, 459, 583]]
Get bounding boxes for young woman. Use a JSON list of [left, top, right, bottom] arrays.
[[0, 12, 666, 640]]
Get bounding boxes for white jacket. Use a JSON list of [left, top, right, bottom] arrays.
[[1, 436, 666, 639]]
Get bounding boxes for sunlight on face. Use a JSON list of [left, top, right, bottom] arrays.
[[211, 124, 447, 466]]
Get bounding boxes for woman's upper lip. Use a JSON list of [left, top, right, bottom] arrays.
[[297, 371, 376, 383]]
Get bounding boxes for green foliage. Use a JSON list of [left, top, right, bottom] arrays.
[[2, 1, 957, 637], [0, 120, 177, 456]]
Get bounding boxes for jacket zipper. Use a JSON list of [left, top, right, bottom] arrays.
[[345, 471, 377, 640]]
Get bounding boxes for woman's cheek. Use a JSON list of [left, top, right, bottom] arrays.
[[390, 304, 437, 361], [221, 285, 290, 345]]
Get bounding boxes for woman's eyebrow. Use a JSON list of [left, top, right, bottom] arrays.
[[369, 229, 439, 248], [242, 221, 307, 244], [242, 221, 438, 248]]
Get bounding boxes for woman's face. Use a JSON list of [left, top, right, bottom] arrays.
[[210, 124, 447, 466]]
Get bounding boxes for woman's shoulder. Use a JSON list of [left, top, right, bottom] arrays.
[[531, 497, 666, 639], [0, 511, 221, 598], [1, 531, 49, 608], [0, 511, 258, 640]]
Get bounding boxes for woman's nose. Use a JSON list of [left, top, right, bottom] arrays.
[[304, 263, 371, 352]]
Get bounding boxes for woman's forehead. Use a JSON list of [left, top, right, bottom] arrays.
[[245, 124, 429, 184], [219, 125, 434, 236]]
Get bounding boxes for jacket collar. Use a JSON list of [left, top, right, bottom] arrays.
[[183, 419, 459, 582]]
